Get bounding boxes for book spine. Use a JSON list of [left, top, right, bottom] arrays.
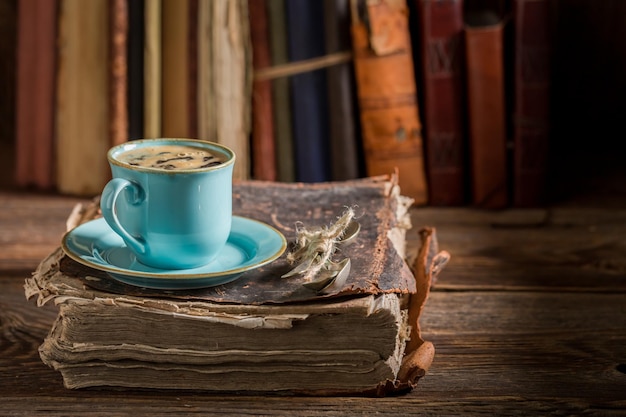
[[109, 0, 129, 146], [15, 0, 58, 189], [417, 0, 466, 206], [187, 0, 199, 139], [249, 0, 277, 181], [286, 0, 331, 183], [55, 0, 110, 196], [350, 0, 428, 204], [127, 0, 145, 140], [143, 0, 161, 138], [267, 0, 295, 182], [161, 0, 190, 138], [197, 0, 213, 142], [511, 0, 551, 207], [202, 0, 251, 181], [464, 13, 508, 208], [324, 0, 362, 181]]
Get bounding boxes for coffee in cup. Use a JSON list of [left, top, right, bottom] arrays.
[[100, 138, 235, 269]]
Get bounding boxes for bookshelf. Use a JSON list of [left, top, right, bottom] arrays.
[[1, 0, 625, 207]]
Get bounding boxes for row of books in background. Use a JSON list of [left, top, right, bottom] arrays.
[[14, 0, 253, 195], [13, 0, 550, 208]]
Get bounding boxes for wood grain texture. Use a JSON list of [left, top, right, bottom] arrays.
[[2, 189, 626, 415], [409, 207, 626, 291], [0, 192, 83, 272]]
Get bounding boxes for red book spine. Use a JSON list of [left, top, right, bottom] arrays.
[[512, 0, 551, 207], [15, 0, 58, 189], [418, 0, 466, 206], [109, 0, 128, 147], [248, 0, 277, 181], [464, 11, 508, 208]]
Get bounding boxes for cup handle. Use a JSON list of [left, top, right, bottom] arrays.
[[100, 178, 147, 255]]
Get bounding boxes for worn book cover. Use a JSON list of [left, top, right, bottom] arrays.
[[351, 0, 429, 205], [26, 176, 448, 396], [416, 0, 467, 206]]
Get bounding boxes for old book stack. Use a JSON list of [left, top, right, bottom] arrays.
[[25, 176, 448, 395]]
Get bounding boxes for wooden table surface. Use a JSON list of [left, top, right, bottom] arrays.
[[1, 190, 625, 416]]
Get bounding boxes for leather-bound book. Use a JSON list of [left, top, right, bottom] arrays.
[[511, 0, 551, 207], [464, 8, 508, 208], [416, 0, 466, 206], [351, 0, 429, 204], [249, 0, 277, 181], [28, 175, 449, 395]]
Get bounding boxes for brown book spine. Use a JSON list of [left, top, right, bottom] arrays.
[[248, 0, 277, 181], [417, 0, 466, 206], [15, 0, 58, 189], [512, 0, 551, 207], [161, 0, 190, 138], [187, 0, 199, 139], [324, 0, 361, 181], [350, 0, 428, 204], [464, 11, 508, 208], [109, 0, 128, 147]]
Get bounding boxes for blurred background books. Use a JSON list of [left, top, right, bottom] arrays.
[[1, 0, 625, 207]]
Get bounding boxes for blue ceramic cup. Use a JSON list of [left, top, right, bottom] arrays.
[[100, 138, 236, 270]]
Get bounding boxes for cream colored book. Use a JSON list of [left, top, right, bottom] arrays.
[[143, 0, 162, 138], [198, 0, 252, 180], [55, 0, 110, 196]]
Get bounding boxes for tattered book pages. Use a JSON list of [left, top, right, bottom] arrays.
[[25, 175, 448, 396]]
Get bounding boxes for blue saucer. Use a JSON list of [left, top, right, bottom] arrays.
[[61, 216, 287, 290]]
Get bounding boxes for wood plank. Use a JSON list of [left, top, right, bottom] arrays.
[[2, 192, 626, 414], [417, 291, 626, 404], [409, 207, 626, 291], [2, 277, 625, 414], [0, 192, 85, 271]]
